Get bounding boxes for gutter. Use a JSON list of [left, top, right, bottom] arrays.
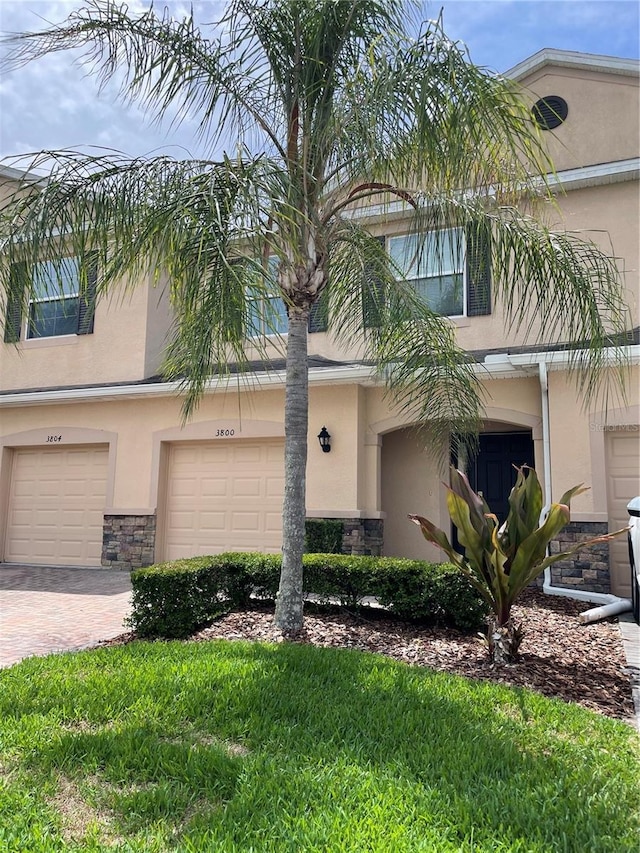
[[0, 363, 381, 408], [2, 342, 638, 409], [505, 48, 639, 81], [482, 343, 640, 373]]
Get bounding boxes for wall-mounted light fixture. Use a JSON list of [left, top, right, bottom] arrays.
[[317, 426, 331, 453]]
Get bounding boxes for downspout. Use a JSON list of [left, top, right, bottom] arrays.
[[536, 358, 631, 618]]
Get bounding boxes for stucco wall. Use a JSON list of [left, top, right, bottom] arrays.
[[547, 366, 640, 519], [518, 65, 639, 172], [0, 278, 174, 393]]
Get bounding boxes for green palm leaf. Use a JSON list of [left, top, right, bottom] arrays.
[[0, 1, 632, 634]]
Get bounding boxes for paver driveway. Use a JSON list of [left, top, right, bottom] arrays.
[[0, 565, 132, 668]]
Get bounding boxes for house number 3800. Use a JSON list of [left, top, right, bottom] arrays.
[[46, 435, 63, 443], [215, 429, 235, 437]]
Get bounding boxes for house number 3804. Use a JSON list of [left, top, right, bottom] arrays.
[[46, 435, 63, 443]]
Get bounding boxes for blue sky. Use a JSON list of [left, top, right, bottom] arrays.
[[0, 0, 638, 162]]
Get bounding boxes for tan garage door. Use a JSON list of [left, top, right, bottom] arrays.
[[162, 440, 285, 560], [5, 445, 108, 566], [606, 430, 640, 597]]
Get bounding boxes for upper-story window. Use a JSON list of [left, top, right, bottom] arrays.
[[246, 256, 288, 337], [3, 254, 97, 343], [28, 258, 83, 338], [389, 228, 465, 316], [385, 225, 491, 319]]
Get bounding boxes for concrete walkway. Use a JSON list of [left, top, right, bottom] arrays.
[[0, 565, 132, 668], [618, 614, 640, 731]]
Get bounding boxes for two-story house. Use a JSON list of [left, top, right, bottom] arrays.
[[1, 49, 638, 600]]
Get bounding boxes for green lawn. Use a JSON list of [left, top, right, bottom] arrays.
[[0, 639, 638, 852]]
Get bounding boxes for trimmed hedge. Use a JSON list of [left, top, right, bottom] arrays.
[[304, 519, 344, 553], [129, 553, 487, 638]]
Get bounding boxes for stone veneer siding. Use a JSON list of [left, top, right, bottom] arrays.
[[341, 519, 384, 556], [102, 514, 156, 570], [546, 521, 611, 594]]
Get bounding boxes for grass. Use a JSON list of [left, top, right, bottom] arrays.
[[0, 639, 638, 852]]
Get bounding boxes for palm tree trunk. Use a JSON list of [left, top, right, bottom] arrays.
[[274, 307, 309, 634]]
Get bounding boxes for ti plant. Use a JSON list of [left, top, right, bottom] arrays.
[[409, 466, 621, 665]]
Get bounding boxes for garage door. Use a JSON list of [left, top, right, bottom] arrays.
[[606, 430, 640, 597], [5, 445, 108, 566], [162, 440, 285, 560]]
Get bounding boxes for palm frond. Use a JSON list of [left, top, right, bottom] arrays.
[[0, 149, 294, 418], [323, 15, 553, 207], [0, 0, 286, 158]]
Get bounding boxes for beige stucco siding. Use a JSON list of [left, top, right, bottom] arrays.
[[546, 367, 639, 519], [381, 428, 445, 560], [306, 384, 361, 514], [0, 363, 636, 568], [519, 66, 639, 172], [548, 181, 640, 328], [0, 279, 174, 393]]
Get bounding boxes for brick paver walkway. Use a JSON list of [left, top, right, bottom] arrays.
[[0, 565, 132, 668]]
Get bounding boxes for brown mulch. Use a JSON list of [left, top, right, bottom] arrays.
[[106, 589, 637, 723]]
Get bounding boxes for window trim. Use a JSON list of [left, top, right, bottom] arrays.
[[388, 227, 467, 318], [27, 257, 82, 340]]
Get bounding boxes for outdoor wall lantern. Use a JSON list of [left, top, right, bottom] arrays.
[[317, 426, 331, 453]]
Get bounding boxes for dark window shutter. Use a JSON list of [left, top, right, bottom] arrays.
[[363, 235, 386, 328], [4, 262, 27, 343], [77, 253, 98, 335], [466, 224, 491, 316]]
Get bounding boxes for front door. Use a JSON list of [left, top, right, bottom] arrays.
[[468, 432, 535, 524], [451, 431, 535, 551]]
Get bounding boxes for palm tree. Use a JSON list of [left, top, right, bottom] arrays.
[[0, 0, 629, 634]]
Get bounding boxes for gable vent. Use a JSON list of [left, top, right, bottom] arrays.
[[532, 95, 568, 130]]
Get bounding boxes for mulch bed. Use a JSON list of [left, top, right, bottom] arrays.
[[106, 589, 637, 723]]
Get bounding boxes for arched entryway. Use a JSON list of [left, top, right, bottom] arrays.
[[380, 427, 447, 560], [377, 411, 541, 560]]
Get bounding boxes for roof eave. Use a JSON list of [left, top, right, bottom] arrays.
[[505, 48, 640, 81]]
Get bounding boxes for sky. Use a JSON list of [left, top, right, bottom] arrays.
[[0, 0, 638, 165]]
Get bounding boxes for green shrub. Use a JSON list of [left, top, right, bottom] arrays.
[[304, 519, 344, 553], [218, 552, 282, 601], [128, 556, 228, 638], [129, 553, 487, 638], [369, 558, 488, 629], [302, 553, 377, 608]]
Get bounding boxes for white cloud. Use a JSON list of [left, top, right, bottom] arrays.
[[0, 0, 637, 162]]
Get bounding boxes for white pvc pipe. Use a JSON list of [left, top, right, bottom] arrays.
[[579, 598, 632, 624], [545, 586, 621, 605], [538, 359, 557, 596], [538, 360, 553, 510]]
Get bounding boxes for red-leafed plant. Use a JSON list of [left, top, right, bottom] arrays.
[[410, 466, 623, 664]]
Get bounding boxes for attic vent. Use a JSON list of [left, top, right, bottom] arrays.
[[532, 95, 568, 130]]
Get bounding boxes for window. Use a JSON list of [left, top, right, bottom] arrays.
[[389, 228, 465, 316], [387, 225, 491, 318], [3, 255, 97, 343], [246, 256, 288, 337], [28, 258, 81, 338]]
